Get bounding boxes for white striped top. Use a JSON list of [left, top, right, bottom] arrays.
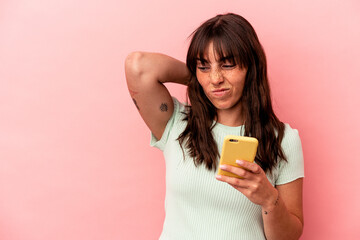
[[151, 98, 304, 240]]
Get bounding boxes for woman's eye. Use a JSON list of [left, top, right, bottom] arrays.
[[197, 66, 210, 71], [222, 64, 235, 69]]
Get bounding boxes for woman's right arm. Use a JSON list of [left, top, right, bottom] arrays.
[[125, 52, 191, 140]]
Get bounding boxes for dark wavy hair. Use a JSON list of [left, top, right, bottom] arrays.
[[177, 13, 287, 173]]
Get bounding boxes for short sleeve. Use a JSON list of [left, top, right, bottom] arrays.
[[275, 124, 305, 185], [150, 97, 180, 151]]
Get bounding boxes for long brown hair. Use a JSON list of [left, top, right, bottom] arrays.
[[178, 13, 286, 173]]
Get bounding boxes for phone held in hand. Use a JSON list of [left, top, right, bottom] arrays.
[[217, 135, 259, 178]]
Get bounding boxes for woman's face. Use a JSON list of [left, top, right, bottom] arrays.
[[196, 41, 247, 113]]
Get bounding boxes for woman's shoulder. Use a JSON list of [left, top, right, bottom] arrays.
[[274, 123, 304, 184], [283, 123, 300, 136], [281, 123, 303, 155]]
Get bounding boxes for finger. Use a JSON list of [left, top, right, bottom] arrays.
[[219, 164, 249, 179], [236, 160, 262, 174], [215, 174, 249, 189]]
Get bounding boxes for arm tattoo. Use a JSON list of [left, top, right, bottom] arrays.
[[160, 103, 168, 112], [132, 98, 140, 110]]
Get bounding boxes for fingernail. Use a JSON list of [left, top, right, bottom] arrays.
[[216, 175, 221, 179], [236, 160, 244, 165], [220, 165, 226, 170]]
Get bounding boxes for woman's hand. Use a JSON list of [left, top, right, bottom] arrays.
[[216, 160, 278, 210]]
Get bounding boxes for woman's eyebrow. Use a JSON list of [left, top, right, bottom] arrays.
[[219, 56, 234, 62], [196, 58, 208, 63]]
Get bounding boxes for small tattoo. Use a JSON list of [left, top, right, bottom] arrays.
[[160, 103, 168, 112], [132, 98, 140, 110]]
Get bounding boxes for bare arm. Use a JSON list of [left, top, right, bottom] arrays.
[[262, 178, 303, 239], [125, 52, 191, 140]]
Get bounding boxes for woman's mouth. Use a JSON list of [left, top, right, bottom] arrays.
[[212, 88, 230, 98]]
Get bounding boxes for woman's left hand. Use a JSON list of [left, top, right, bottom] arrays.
[[216, 160, 278, 208]]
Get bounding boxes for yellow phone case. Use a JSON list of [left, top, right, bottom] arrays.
[[217, 135, 258, 178]]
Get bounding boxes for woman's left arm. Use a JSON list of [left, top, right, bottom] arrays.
[[216, 160, 303, 240]]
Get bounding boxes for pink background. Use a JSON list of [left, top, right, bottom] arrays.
[[1, 0, 359, 239]]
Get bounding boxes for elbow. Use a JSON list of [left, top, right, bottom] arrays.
[[291, 219, 304, 240], [290, 215, 304, 240], [298, 221, 304, 239], [125, 51, 146, 81]]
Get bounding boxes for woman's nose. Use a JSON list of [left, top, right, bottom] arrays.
[[209, 69, 224, 85]]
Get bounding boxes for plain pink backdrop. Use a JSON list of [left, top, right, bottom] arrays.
[[1, 0, 359, 239]]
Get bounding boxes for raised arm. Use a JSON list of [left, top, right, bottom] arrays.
[[125, 52, 191, 140]]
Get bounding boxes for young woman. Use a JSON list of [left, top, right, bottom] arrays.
[[125, 13, 304, 240]]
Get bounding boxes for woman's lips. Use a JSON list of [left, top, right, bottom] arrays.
[[212, 88, 230, 98]]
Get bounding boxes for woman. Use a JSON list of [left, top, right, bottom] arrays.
[[125, 13, 304, 240]]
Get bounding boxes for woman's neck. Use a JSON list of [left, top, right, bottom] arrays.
[[216, 108, 244, 127]]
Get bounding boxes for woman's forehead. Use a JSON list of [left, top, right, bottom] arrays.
[[197, 41, 233, 62]]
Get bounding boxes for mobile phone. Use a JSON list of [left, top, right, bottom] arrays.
[[217, 135, 258, 178]]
